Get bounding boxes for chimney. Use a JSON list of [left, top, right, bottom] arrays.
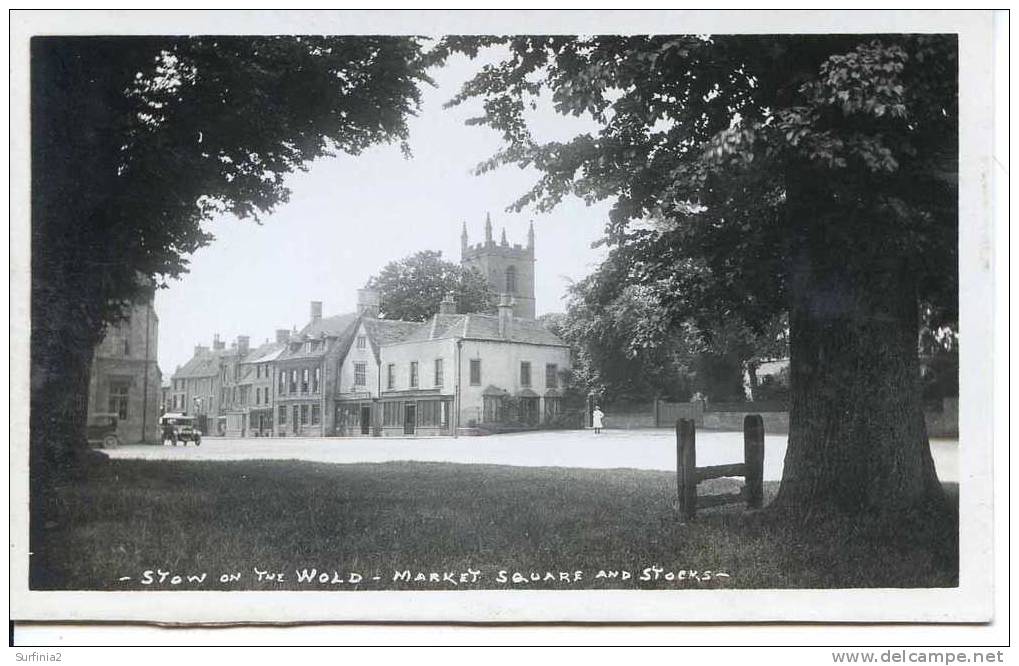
[[275, 329, 291, 345], [497, 293, 514, 338], [310, 301, 322, 324], [212, 334, 225, 351], [439, 291, 456, 315], [237, 335, 250, 355], [194, 344, 209, 357], [357, 288, 380, 318]]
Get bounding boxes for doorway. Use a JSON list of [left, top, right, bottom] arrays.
[[360, 405, 371, 435], [404, 403, 416, 435]]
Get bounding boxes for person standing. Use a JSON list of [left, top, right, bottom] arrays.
[[592, 406, 605, 434]]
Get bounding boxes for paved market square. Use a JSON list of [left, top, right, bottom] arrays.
[[105, 428, 960, 484]]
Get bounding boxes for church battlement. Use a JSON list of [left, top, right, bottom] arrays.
[[460, 213, 536, 319]]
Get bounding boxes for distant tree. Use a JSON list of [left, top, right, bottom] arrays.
[[31, 36, 430, 475], [551, 250, 788, 405], [366, 250, 496, 321], [439, 35, 957, 518]]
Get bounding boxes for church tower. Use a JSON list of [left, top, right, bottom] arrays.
[[460, 213, 536, 319]]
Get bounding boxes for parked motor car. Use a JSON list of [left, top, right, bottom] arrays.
[[159, 413, 202, 446], [86, 413, 121, 449]]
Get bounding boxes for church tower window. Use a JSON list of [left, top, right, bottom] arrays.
[[505, 266, 517, 294]]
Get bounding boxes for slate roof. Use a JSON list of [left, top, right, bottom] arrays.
[[242, 340, 286, 365], [301, 313, 359, 338], [399, 313, 567, 347], [359, 318, 424, 361], [279, 313, 360, 362], [173, 349, 224, 379]]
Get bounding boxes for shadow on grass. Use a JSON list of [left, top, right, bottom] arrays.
[[30, 457, 958, 591]]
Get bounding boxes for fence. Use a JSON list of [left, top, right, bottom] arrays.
[[605, 398, 955, 437], [676, 415, 765, 520], [600, 399, 787, 432]]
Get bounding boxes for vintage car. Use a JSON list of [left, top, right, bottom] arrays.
[[86, 413, 121, 449], [159, 413, 202, 446]]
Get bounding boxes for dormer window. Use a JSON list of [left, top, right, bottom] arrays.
[[356, 335, 367, 350]]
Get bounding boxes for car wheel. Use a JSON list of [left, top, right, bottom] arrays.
[[103, 434, 119, 449]]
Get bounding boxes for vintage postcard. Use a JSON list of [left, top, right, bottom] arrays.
[[9, 9, 999, 625]]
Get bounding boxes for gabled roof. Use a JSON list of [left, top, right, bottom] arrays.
[[399, 313, 567, 347], [360, 318, 424, 361], [301, 312, 359, 338], [173, 350, 223, 379], [242, 340, 286, 365], [276, 312, 360, 362]]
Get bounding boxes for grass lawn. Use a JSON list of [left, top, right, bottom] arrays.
[[30, 458, 958, 591]]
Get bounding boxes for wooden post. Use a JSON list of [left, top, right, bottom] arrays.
[[676, 418, 697, 519], [743, 414, 765, 509]]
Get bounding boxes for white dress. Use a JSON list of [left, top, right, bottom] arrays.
[[592, 410, 604, 429]]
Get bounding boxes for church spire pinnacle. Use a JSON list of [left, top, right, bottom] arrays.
[[484, 212, 493, 244], [461, 220, 469, 253], [500, 227, 508, 246], [527, 220, 535, 249]]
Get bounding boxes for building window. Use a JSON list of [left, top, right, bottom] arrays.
[[256, 364, 261, 379], [418, 400, 441, 427], [434, 358, 443, 387], [301, 368, 309, 394], [354, 362, 366, 386], [313, 367, 321, 393], [545, 363, 558, 389], [289, 369, 297, 394], [255, 388, 261, 405], [470, 359, 481, 386], [409, 361, 419, 388], [123, 338, 130, 356], [505, 266, 517, 294], [108, 382, 130, 420], [383, 401, 402, 427], [279, 405, 287, 425], [387, 364, 395, 390], [311, 404, 321, 425], [279, 371, 286, 395], [300, 404, 309, 425], [520, 361, 531, 387], [357, 335, 367, 350]]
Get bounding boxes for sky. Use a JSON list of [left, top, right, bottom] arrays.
[[154, 48, 613, 376]]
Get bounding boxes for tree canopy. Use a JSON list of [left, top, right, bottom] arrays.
[[366, 250, 496, 321], [440, 34, 957, 517], [31, 36, 431, 470], [550, 248, 789, 405]]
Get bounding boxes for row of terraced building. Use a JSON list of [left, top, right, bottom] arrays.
[[167, 217, 572, 437]]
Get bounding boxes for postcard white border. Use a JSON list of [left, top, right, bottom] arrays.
[[8, 9, 998, 624]]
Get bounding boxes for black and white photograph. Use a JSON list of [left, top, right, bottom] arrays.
[[8, 9, 1002, 637]]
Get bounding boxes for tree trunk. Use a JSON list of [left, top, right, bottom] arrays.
[[30, 275, 102, 486], [771, 229, 946, 518]]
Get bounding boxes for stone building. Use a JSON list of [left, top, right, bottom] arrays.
[[227, 333, 288, 437], [334, 293, 422, 436], [168, 335, 227, 434], [273, 302, 359, 437], [87, 296, 161, 444], [461, 213, 536, 319], [378, 294, 570, 435]]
